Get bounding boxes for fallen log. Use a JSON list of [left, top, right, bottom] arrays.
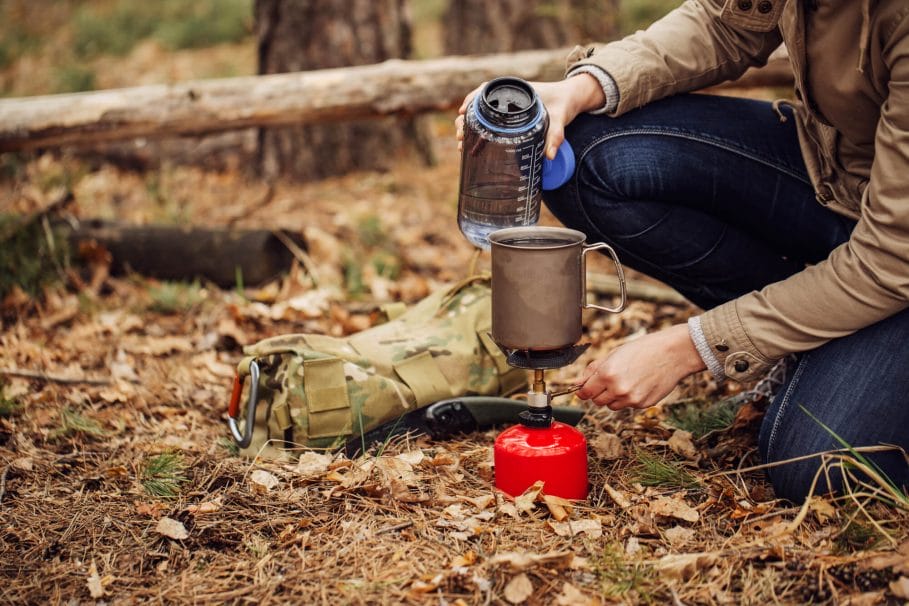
[[0, 49, 567, 152], [0, 49, 792, 152], [68, 220, 305, 287]]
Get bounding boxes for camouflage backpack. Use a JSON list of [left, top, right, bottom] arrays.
[[227, 276, 527, 460]]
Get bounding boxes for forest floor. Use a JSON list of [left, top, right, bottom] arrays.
[[1, 112, 908, 605]]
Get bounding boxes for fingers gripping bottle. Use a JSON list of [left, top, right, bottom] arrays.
[[457, 77, 576, 249]]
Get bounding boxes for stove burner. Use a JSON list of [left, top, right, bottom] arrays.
[[498, 343, 590, 369]]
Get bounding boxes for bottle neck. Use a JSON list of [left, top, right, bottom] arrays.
[[475, 77, 544, 132]]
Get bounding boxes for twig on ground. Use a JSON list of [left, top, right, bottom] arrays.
[[0, 191, 74, 242], [375, 521, 414, 535], [272, 229, 321, 287], [0, 368, 112, 386], [0, 465, 8, 507]]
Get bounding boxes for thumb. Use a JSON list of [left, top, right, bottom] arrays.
[[459, 82, 487, 115], [546, 125, 565, 160]]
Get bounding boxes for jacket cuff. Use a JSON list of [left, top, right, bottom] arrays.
[[566, 65, 620, 115], [687, 315, 725, 381], [698, 299, 775, 383]]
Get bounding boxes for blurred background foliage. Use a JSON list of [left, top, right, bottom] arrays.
[[0, 0, 681, 97]]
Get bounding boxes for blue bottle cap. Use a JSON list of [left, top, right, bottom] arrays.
[[542, 140, 576, 191]]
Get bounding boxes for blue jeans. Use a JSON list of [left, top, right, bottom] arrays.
[[544, 93, 909, 502]]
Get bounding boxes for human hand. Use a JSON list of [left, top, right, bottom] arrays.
[[454, 74, 606, 159], [576, 324, 707, 410]]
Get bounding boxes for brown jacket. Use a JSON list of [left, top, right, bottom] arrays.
[[569, 0, 909, 382]]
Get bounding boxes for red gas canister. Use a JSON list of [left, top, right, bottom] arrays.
[[494, 420, 588, 500]]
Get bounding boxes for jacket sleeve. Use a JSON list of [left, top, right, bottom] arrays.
[[568, 0, 783, 116], [699, 27, 909, 382]]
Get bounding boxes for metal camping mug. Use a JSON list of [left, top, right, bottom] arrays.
[[489, 226, 626, 350]]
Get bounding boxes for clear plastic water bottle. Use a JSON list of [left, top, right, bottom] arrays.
[[457, 77, 575, 249]]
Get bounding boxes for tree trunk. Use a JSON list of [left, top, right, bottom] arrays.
[[255, 0, 429, 181], [444, 0, 619, 55]]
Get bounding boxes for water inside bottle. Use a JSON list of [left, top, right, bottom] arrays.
[[457, 188, 541, 249]]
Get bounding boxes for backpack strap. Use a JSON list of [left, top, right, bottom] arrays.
[[393, 350, 453, 407], [303, 357, 352, 438]]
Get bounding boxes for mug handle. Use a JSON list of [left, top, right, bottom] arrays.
[[581, 243, 627, 313]]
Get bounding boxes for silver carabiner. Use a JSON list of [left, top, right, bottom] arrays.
[[227, 359, 260, 448]]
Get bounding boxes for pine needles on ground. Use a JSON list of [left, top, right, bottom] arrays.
[[632, 448, 700, 490], [53, 407, 108, 438], [146, 280, 205, 314], [593, 543, 655, 599], [665, 397, 741, 439], [141, 452, 188, 498]]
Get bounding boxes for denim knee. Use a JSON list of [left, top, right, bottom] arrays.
[[759, 333, 909, 504]]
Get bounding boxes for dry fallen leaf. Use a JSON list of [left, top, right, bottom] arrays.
[[98, 387, 131, 403], [86, 561, 105, 599], [663, 525, 696, 547], [556, 582, 597, 606], [295, 451, 334, 477], [451, 550, 477, 568], [11, 457, 33, 472], [514, 481, 545, 514], [135, 501, 167, 518], [375, 456, 418, 486], [396, 450, 425, 466], [498, 501, 520, 519], [155, 516, 189, 540], [390, 477, 430, 503], [274, 289, 337, 319], [891, 576, 909, 600], [667, 429, 698, 459], [654, 552, 717, 581], [464, 494, 495, 510], [503, 573, 533, 604], [410, 572, 444, 594], [490, 551, 575, 572], [122, 335, 194, 356], [186, 500, 221, 515], [249, 469, 280, 493], [651, 495, 699, 523], [110, 355, 140, 383], [547, 518, 603, 539], [543, 494, 574, 521], [216, 316, 248, 346], [842, 591, 886, 606], [732, 400, 764, 430], [625, 537, 642, 556], [865, 549, 909, 575], [590, 432, 624, 460], [807, 496, 837, 523], [603, 482, 631, 509]]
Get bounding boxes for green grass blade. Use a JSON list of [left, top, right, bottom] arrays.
[[798, 404, 907, 502]]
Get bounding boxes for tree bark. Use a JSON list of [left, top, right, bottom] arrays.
[[443, 0, 619, 55], [255, 0, 429, 181]]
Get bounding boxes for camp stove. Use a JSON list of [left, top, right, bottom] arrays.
[[487, 226, 626, 500]]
